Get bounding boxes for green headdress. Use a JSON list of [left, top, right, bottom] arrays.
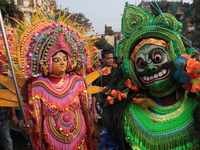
[[117, 2, 195, 90]]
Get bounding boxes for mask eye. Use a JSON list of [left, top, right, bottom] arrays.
[[154, 53, 162, 63], [138, 59, 146, 68], [53, 57, 61, 63]]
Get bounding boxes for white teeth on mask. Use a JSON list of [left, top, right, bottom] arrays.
[[143, 76, 147, 80], [150, 76, 153, 80], [142, 69, 168, 82], [154, 74, 158, 78], [162, 69, 167, 74], [158, 72, 163, 77]]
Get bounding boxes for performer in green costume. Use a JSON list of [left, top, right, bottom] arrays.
[[97, 2, 200, 150]]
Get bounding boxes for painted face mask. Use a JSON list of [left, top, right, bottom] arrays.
[[134, 42, 176, 96], [52, 52, 68, 77]]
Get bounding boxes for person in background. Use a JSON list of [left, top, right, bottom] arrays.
[[92, 49, 115, 123], [0, 62, 18, 150], [113, 56, 122, 69], [86, 57, 102, 123], [87, 59, 101, 74]]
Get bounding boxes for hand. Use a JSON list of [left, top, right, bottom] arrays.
[[20, 122, 34, 135], [0, 62, 3, 71], [93, 111, 98, 123], [11, 115, 18, 126], [97, 137, 103, 143]]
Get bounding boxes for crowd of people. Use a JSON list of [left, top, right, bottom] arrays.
[[1, 2, 200, 150]]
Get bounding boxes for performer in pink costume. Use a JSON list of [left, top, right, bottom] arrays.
[[4, 4, 99, 150]]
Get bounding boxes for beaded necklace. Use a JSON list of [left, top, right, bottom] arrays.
[[124, 91, 199, 150], [148, 94, 183, 115], [144, 95, 187, 122]]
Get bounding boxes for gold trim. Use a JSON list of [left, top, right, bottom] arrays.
[[130, 38, 167, 63]]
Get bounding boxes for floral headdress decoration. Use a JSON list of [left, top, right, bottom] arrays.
[[5, 4, 99, 78]]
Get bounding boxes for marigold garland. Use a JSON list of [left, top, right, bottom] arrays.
[[107, 90, 128, 104], [125, 79, 139, 91]]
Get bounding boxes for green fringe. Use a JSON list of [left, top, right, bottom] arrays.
[[116, 38, 128, 59], [124, 101, 199, 150], [122, 59, 132, 80]]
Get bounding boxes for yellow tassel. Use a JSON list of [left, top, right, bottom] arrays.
[[51, 6, 55, 19], [72, 14, 78, 26], [40, 8, 48, 19], [78, 23, 85, 32], [63, 14, 72, 23], [20, 9, 31, 24], [60, 8, 67, 22], [83, 28, 93, 35]]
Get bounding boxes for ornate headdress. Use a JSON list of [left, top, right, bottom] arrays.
[[116, 2, 197, 93], [5, 4, 99, 78]]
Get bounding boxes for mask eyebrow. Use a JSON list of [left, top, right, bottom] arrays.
[[136, 45, 166, 60], [53, 57, 61, 59], [62, 56, 67, 61], [136, 53, 146, 61], [136, 45, 165, 55]]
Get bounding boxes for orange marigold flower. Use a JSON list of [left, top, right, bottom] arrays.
[[111, 89, 118, 97], [182, 54, 191, 59], [186, 58, 200, 79], [121, 93, 127, 99], [182, 78, 200, 92], [125, 79, 139, 91], [107, 96, 114, 104], [110, 90, 127, 101]]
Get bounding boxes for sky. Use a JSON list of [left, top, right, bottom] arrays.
[[57, 0, 193, 37]]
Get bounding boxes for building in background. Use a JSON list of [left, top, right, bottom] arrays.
[[138, 0, 152, 13], [138, 0, 195, 35], [103, 25, 125, 49], [138, 0, 189, 21], [9, 0, 56, 14]]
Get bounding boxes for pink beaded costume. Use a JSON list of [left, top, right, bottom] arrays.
[[4, 4, 99, 150]]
